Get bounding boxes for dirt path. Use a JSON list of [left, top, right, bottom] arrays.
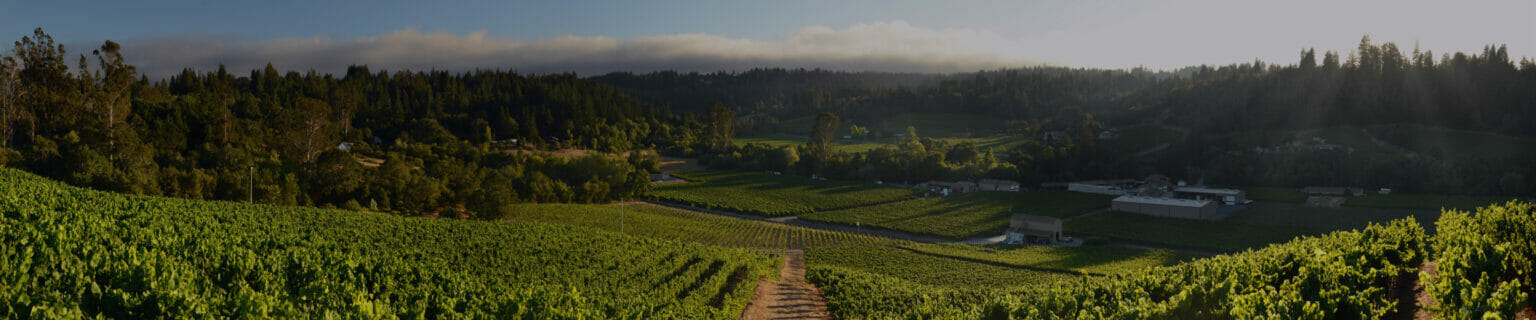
[[740, 250, 831, 320]]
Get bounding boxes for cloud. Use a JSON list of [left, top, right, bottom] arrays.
[[121, 21, 1050, 78]]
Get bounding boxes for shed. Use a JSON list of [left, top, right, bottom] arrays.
[[1004, 214, 1064, 245]]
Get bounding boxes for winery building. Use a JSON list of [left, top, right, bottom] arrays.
[[1111, 196, 1218, 220]]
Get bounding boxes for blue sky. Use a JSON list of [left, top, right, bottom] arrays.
[[4, 0, 1532, 77]]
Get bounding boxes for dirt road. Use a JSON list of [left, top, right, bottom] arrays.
[[740, 250, 831, 320]]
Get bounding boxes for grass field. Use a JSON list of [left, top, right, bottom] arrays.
[[1238, 186, 1307, 203], [512, 203, 909, 248], [1065, 211, 1326, 252], [805, 246, 1078, 289], [801, 191, 1113, 240], [648, 170, 920, 216], [898, 243, 1204, 275], [1343, 194, 1518, 211]]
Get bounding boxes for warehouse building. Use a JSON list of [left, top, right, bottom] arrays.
[[1173, 187, 1248, 205], [1112, 196, 1218, 220], [1003, 214, 1064, 245]]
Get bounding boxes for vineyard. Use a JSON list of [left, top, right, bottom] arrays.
[[805, 246, 1080, 289], [1065, 211, 1326, 252], [898, 243, 1203, 275], [647, 170, 919, 216], [801, 191, 1113, 239], [810, 217, 1431, 318], [1422, 201, 1535, 319], [511, 203, 910, 249], [0, 168, 778, 319]]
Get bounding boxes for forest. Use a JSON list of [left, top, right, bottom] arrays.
[[0, 28, 693, 219]]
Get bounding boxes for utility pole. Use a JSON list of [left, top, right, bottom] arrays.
[[248, 166, 254, 203], [620, 205, 625, 234]]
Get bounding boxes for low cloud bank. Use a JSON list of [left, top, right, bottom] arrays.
[[121, 21, 1047, 78]]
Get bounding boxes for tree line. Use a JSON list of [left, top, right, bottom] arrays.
[[0, 28, 693, 219]]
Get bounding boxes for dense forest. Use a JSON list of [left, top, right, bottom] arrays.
[[0, 28, 696, 219], [601, 37, 1536, 195]]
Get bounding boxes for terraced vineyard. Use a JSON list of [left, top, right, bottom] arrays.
[[899, 243, 1203, 275], [648, 170, 919, 216], [0, 168, 777, 318], [512, 203, 909, 248], [802, 191, 1113, 239], [810, 218, 1430, 318]]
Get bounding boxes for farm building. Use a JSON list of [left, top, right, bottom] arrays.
[[1112, 196, 1218, 220], [1067, 179, 1139, 195], [1003, 214, 1064, 245], [922, 181, 978, 196], [1174, 187, 1248, 205], [1303, 186, 1365, 197], [978, 179, 1021, 192]]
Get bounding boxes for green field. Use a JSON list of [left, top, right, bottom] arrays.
[[875, 112, 1007, 137], [805, 246, 1078, 289], [801, 191, 1113, 240], [1237, 186, 1308, 203], [1065, 211, 1327, 252], [898, 243, 1203, 275], [733, 134, 889, 153], [1101, 124, 1184, 154], [512, 203, 909, 248], [1369, 124, 1536, 162], [648, 170, 919, 216], [1343, 194, 1518, 211], [0, 167, 777, 318]]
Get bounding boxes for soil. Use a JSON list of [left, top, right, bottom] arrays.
[[740, 250, 831, 320]]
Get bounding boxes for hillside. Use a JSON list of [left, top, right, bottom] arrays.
[[0, 167, 776, 318]]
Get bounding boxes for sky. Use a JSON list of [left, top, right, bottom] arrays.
[[3, 0, 1533, 78]]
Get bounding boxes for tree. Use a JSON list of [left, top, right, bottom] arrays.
[[808, 112, 839, 155], [0, 56, 18, 146], [848, 124, 868, 139], [93, 40, 135, 152], [704, 102, 734, 150], [284, 97, 335, 164], [1299, 48, 1316, 70], [807, 112, 839, 174]]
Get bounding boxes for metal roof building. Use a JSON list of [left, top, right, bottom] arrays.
[[1173, 187, 1248, 205], [1112, 196, 1218, 220]]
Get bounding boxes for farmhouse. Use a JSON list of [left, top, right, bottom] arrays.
[[1112, 196, 1218, 220], [1003, 214, 1064, 245], [1067, 179, 1139, 195], [923, 181, 978, 196], [978, 179, 1021, 192], [1173, 187, 1248, 205]]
